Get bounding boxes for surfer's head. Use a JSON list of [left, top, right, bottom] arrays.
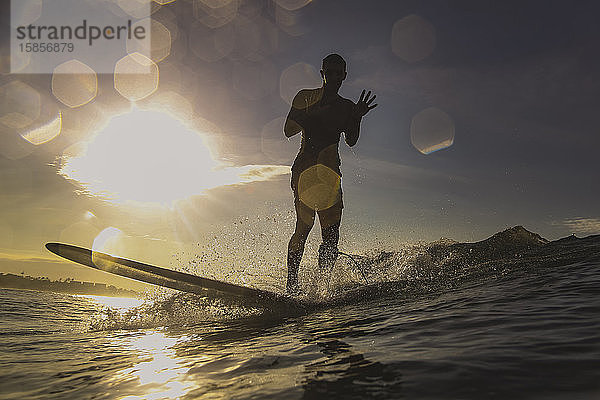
[[321, 53, 347, 91]]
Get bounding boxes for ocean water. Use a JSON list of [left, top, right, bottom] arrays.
[[1, 231, 599, 399]]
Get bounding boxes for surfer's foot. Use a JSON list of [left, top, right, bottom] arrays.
[[286, 249, 302, 296], [286, 282, 301, 296]]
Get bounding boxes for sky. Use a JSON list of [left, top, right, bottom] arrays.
[[1, 0, 599, 289]]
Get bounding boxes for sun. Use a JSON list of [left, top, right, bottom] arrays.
[[59, 108, 288, 206]]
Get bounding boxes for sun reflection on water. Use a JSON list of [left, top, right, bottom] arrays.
[[78, 295, 145, 310], [117, 331, 193, 400]]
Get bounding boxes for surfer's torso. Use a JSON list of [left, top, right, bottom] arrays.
[[289, 88, 355, 176]]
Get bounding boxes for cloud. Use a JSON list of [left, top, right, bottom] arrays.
[[556, 217, 600, 235], [0, 251, 62, 263], [238, 165, 290, 180]]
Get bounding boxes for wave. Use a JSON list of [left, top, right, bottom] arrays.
[[314, 226, 600, 304], [86, 226, 600, 329]]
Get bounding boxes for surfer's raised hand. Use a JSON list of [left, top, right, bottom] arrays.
[[354, 90, 378, 118]]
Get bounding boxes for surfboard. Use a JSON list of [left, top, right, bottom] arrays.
[[45, 242, 302, 309]]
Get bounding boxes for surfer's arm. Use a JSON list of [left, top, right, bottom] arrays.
[[284, 91, 309, 137], [284, 112, 303, 138], [344, 113, 361, 147], [345, 90, 377, 146]]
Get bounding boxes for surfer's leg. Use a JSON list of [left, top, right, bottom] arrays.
[[317, 201, 342, 270], [287, 201, 315, 293]]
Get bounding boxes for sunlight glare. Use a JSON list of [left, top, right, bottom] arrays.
[[117, 331, 192, 400], [92, 227, 127, 275], [59, 109, 289, 206], [93, 227, 125, 254], [80, 294, 144, 309]]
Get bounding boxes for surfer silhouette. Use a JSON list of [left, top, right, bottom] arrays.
[[284, 53, 377, 294]]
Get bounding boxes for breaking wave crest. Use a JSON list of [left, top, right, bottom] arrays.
[[302, 226, 600, 304]]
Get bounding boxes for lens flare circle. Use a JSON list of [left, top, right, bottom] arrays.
[[410, 107, 455, 154], [298, 164, 341, 211], [114, 53, 159, 101], [279, 62, 321, 105], [391, 14, 436, 63], [52, 59, 98, 108]]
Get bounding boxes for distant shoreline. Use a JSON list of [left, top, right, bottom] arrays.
[[0, 273, 141, 298]]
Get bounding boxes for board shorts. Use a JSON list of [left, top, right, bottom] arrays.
[[291, 166, 343, 212]]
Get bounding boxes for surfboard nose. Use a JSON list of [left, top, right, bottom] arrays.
[[45, 242, 59, 253]]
